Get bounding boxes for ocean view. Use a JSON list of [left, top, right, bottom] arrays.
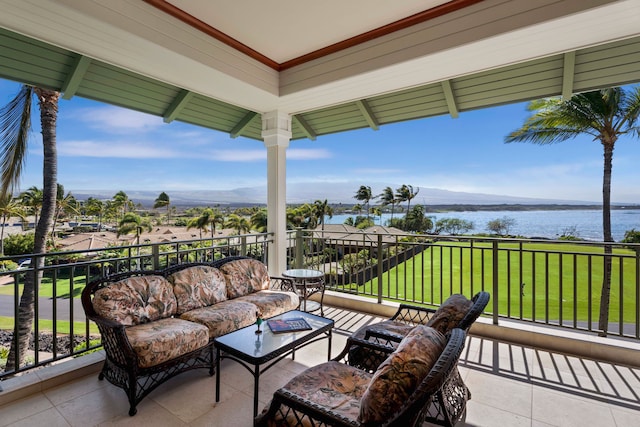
[[326, 209, 640, 242]]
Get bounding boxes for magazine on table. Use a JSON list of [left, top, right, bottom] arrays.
[[267, 318, 312, 333]]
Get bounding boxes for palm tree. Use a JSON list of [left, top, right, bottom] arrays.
[[112, 191, 132, 221], [313, 199, 333, 230], [250, 208, 268, 233], [354, 185, 373, 220], [52, 184, 78, 247], [153, 191, 170, 224], [0, 85, 60, 371], [20, 186, 43, 229], [187, 208, 225, 239], [396, 184, 419, 216], [0, 194, 25, 255], [85, 197, 106, 231], [378, 186, 397, 220], [117, 212, 152, 245], [506, 86, 640, 336], [226, 213, 251, 235]]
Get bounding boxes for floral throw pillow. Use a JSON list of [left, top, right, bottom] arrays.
[[426, 294, 473, 334], [219, 258, 270, 298], [168, 266, 228, 314], [358, 325, 446, 424]]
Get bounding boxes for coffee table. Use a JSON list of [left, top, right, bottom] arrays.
[[214, 310, 334, 418]]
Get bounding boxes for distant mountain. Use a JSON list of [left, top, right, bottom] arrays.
[[72, 181, 598, 208]]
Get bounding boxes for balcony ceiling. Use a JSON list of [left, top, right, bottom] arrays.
[[0, 0, 639, 141]]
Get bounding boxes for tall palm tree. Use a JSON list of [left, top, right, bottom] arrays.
[[52, 184, 78, 247], [20, 186, 43, 229], [0, 194, 25, 255], [506, 86, 640, 336], [226, 213, 251, 235], [187, 208, 225, 239], [396, 184, 419, 217], [117, 212, 152, 245], [313, 199, 333, 230], [378, 186, 397, 220], [250, 208, 268, 233], [0, 85, 60, 371], [85, 197, 106, 231], [112, 190, 132, 221], [153, 191, 170, 224], [354, 185, 373, 220]]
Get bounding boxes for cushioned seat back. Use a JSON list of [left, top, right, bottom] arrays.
[[167, 265, 228, 314], [425, 294, 473, 334], [219, 258, 270, 298], [92, 275, 177, 326]]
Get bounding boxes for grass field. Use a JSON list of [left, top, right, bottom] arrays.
[[353, 241, 639, 323]]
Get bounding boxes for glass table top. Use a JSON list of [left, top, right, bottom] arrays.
[[282, 269, 324, 279]]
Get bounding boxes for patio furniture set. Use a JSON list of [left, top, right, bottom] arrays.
[[81, 256, 489, 425]]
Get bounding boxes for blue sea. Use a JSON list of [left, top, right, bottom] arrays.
[[325, 209, 640, 242]]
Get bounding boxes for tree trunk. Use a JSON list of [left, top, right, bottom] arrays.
[[598, 141, 614, 336], [5, 89, 58, 371]]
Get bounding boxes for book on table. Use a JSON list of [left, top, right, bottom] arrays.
[[267, 318, 312, 333]]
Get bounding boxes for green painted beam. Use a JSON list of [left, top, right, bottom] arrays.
[[562, 51, 576, 100], [293, 114, 317, 141], [163, 89, 194, 123], [355, 99, 379, 130], [230, 111, 258, 138], [441, 80, 459, 118], [61, 55, 91, 100]]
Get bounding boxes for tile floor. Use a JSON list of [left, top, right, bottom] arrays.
[[1, 307, 639, 426]]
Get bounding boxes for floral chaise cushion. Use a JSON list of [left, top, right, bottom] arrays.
[[92, 275, 177, 326], [219, 258, 270, 299], [358, 325, 446, 424], [167, 265, 228, 314], [125, 317, 209, 368]]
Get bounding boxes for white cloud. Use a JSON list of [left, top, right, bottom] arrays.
[[287, 149, 332, 160], [73, 106, 163, 133]]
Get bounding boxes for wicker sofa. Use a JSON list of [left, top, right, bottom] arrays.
[[81, 256, 299, 416]]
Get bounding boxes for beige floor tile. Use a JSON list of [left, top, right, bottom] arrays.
[[44, 372, 108, 406], [0, 393, 53, 427], [464, 370, 533, 418], [147, 370, 218, 423], [531, 385, 617, 427], [190, 388, 255, 427], [609, 405, 640, 426], [97, 402, 188, 427], [8, 407, 71, 427], [55, 384, 132, 426], [464, 399, 532, 427]]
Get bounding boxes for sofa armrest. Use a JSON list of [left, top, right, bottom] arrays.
[[390, 303, 437, 324], [85, 313, 139, 368], [268, 276, 295, 292], [364, 328, 405, 345]]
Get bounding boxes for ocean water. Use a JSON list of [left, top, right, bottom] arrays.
[[324, 209, 640, 242]]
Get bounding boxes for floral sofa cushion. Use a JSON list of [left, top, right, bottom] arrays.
[[269, 360, 372, 425], [234, 290, 300, 319], [426, 294, 473, 334], [125, 317, 209, 368], [219, 258, 270, 299], [180, 299, 258, 339], [93, 275, 177, 326], [167, 265, 228, 314], [358, 325, 446, 424]]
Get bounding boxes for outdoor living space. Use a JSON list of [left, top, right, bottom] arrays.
[[1, 305, 638, 427]]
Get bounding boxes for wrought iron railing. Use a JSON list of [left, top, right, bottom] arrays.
[[1, 228, 638, 380]]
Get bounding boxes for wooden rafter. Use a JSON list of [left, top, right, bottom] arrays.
[[163, 90, 193, 123], [562, 51, 576, 100], [230, 111, 258, 138], [293, 115, 317, 141], [355, 99, 379, 130], [61, 55, 91, 100], [441, 80, 459, 118]]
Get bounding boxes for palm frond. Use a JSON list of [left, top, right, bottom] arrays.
[[0, 85, 33, 196]]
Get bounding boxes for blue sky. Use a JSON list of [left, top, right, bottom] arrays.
[[1, 77, 639, 204]]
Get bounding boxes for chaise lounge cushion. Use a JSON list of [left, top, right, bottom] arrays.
[[219, 258, 270, 298], [426, 294, 473, 334], [168, 266, 228, 314], [179, 299, 258, 339], [125, 317, 210, 368], [92, 275, 177, 326], [234, 290, 300, 319], [358, 325, 446, 424], [271, 360, 372, 425]]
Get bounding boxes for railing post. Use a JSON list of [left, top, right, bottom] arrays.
[[492, 240, 499, 325], [377, 234, 383, 303], [295, 228, 304, 268], [240, 236, 247, 256], [152, 244, 160, 270]]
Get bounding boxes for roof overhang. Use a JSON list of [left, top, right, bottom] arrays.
[[0, 0, 639, 140]]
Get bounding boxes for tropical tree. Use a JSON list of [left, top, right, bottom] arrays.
[[313, 199, 333, 230], [505, 86, 640, 335], [250, 208, 268, 233], [187, 208, 225, 239], [226, 213, 251, 235], [117, 212, 152, 245], [354, 185, 373, 220], [52, 184, 79, 246], [395, 184, 419, 217], [20, 186, 43, 229], [112, 190, 132, 221], [0, 194, 25, 255], [153, 191, 170, 224], [85, 197, 106, 231], [0, 85, 60, 371], [378, 186, 397, 220]]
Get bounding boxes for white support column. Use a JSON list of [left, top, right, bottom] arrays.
[[262, 111, 291, 275]]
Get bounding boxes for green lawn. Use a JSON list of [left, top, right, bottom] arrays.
[[355, 241, 638, 323], [0, 274, 88, 298], [0, 316, 98, 335]]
